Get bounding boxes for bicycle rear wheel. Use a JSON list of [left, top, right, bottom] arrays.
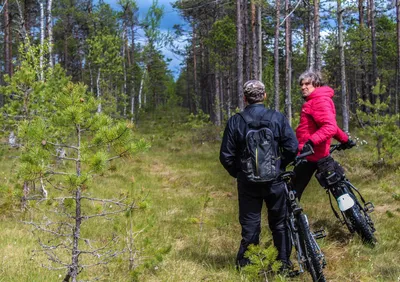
[[297, 214, 326, 282], [341, 185, 376, 245], [344, 203, 376, 245]]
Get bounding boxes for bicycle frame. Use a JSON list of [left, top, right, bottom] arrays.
[[278, 151, 326, 280]]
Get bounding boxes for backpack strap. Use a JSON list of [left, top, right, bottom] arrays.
[[237, 111, 252, 125], [238, 109, 270, 129]]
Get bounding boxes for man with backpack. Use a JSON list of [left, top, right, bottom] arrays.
[[220, 80, 298, 269]]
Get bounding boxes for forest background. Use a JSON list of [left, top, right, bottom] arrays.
[[0, 0, 400, 281]]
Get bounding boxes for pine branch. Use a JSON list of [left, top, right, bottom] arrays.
[[46, 141, 79, 150], [106, 148, 131, 161], [46, 170, 74, 176], [50, 154, 79, 162], [23, 221, 73, 237]]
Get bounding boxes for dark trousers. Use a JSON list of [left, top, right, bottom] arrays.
[[236, 180, 291, 266], [293, 161, 318, 200]]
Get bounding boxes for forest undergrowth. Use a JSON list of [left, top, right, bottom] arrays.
[[0, 107, 400, 281]]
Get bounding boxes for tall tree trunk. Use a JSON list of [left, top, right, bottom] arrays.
[[39, 0, 45, 81], [359, 0, 364, 26], [314, 0, 321, 72], [97, 68, 102, 113], [307, 3, 315, 70], [396, 0, 400, 119], [369, 0, 377, 104], [130, 20, 136, 122], [4, 0, 12, 78], [243, 0, 250, 82], [359, 0, 367, 111], [24, 0, 32, 36], [285, 0, 292, 125], [138, 69, 146, 109], [258, 6, 262, 80], [192, 22, 199, 113], [237, 0, 244, 110], [186, 62, 192, 112], [214, 71, 221, 126], [122, 25, 128, 117], [226, 73, 232, 117], [47, 0, 54, 68], [251, 0, 258, 78], [338, 0, 349, 132], [89, 63, 93, 93], [274, 0, 281, 111]]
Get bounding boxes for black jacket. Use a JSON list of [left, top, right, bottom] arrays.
[[219, 103, 298, 181]]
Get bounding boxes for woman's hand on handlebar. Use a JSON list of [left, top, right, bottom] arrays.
[[339, 139, 356, 150]]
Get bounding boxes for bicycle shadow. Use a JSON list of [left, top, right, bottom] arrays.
[[311, 218, 352, 244]]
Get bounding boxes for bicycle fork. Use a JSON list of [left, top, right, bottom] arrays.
[[288, 209, 326, 275]]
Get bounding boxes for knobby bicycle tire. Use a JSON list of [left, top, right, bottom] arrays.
[[344, 203, 376, 245], [297, 214, 326, 282]]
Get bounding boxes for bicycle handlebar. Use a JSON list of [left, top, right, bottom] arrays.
[[292, 147, 314, 167], [330, 142, 355, 154]]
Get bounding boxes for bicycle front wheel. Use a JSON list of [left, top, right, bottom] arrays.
[[298, 214, 326, 282]]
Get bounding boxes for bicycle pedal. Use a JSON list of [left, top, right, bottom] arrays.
[[288, 270, 300, 277], [313, 229, 327, 239], [322, 258, 327, 268], [364, 202, 374, 213]]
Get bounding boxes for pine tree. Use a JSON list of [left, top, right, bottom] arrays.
[[1, 43, 149, 281], [357, 78, 400, 164]]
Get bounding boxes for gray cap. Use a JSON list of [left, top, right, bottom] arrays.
[[243, 80, 265, 103]]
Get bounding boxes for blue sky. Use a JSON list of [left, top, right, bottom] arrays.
[[105, 0, 187, 78]]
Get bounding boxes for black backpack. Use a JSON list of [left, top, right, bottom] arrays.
[[238, 110, 278, 182]]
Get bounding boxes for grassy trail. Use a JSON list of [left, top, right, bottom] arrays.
[[1, 108, 400, 281]]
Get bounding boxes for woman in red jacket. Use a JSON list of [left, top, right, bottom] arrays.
[[294, 70, 354, 200]]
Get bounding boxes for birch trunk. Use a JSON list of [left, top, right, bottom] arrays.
[[138, 70, 146, 109]]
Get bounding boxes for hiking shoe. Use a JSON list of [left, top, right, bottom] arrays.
[[236, 258, 251, 271]]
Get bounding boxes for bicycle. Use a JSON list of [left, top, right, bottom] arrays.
[[278, 150, 327, 282], [315, 143, 376, 245]]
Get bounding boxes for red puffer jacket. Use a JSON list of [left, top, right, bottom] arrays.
[[296, 86, 349, 162]]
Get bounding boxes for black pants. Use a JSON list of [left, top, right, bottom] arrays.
[[236, 180, 291, 266], [293, 161, 318, 200]]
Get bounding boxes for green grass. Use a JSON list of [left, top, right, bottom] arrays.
[[1, 106, 400, 281]]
